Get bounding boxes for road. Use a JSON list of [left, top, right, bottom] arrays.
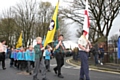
[[0, 58, 120, 80]]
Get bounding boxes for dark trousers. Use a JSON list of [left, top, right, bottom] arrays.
[[45, 60, 50, 70], [0, 52, 6, 69], [54, 53, 64, 76], [17, 60, 25, 70], [27, 61, 35, 73], [14, 60, 18, 67], [10, 58, 14, 66], [78, 51, 90, 80], [94, 54, 98, 65]]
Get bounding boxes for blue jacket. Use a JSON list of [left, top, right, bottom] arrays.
[[118, 36, 120, 59], [99, 48, 104, 58], [13, 52, 17, 60], [17, 51, 25, 60], [45, 50, 51, 60], [10, 51, 14, 58], [25, 50, 35, 61]]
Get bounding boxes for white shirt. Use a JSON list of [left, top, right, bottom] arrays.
[[0, 43, 4, 53], [43, 50, 47, 57], [78, 35, 88, 50]]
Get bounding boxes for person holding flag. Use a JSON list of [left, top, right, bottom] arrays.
[[53, 34, 65, 78], [78, 0, 91, 80], [78, 30, 91, 80], [33, 37, 47, 80]]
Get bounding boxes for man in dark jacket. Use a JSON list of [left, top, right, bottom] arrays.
[[53, 34, 65, 78], [90, 44, 99, 65]]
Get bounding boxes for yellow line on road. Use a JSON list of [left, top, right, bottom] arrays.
[[66, 58, 78, 67], [66, 58, 120, 75]]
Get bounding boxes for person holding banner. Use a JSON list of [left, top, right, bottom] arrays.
[[78, 30, 91, 80], [33, 37, 47, 80], [53, 34, 65, 78]]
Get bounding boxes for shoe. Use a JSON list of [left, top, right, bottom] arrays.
[[47, 70, 51, 72], [39, 70, 41, 73], [98, 60, 100, 63], [58, 75, 64, 78], [29, 72, 32, 75], [100, 63, 103, 65], [53, 68, 57, 74], [33, 77, 39, 80], [80, 78, 84, 80], [42, 78, 48, 80], [3, 67, 6, 70]]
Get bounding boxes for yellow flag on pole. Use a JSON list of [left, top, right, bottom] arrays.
[[16, 32, 22, 48], [44, 1, 59, 47]]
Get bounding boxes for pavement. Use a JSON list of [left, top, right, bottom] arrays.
[[66, 57, 120, 73]]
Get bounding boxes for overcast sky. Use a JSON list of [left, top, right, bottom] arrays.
[[0, 0, 119, 42]]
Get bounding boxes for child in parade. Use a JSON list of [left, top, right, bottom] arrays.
[[10, 48, 15, 67], [17, 47, 25, 70], [13, 49, 19, 68], [45, 46, 51, 72], [25, 45, 35, 75], [33, 37, 47, 80]]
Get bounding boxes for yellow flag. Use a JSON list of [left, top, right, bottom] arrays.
[[16, 32, 22, 48], [44, 1, 59, 47]]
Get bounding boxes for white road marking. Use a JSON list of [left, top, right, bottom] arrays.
[[50, 64, 79, 69]]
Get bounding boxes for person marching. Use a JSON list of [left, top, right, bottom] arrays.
[[13, 49, 19, 68], [53, 34, 65, 78], [10, 48, 15, 67], [33, 37, 47, 80], [78, 30, 91, 80], [0, 40, 6, 70], [26, 45, 35, 75], [17, 48, 25, 70], [45, 46, 51, 72]]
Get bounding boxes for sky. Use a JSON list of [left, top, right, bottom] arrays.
[[0, 0, 120, 42]]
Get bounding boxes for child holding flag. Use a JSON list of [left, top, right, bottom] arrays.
[[33, 37, 47, 80]]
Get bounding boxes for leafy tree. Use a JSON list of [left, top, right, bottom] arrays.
[[61, 0, 120, 43], [12, 0, 37, 46], [0, 8, 19, 46]]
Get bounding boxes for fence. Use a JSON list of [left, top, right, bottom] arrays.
[[72, 40, 120, 64]]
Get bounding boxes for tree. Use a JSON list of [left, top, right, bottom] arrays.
[[0, 8, 18, 46], [55, 18, 71, 41], [35, 1, 54, 38], [12, 0, 37, 47], [61, 0, 120, 43], [0, 0, 69, 47], [110, 34, 119, 42]]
